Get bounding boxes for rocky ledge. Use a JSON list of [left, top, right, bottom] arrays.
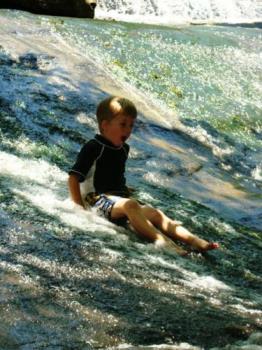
[[0, 0, 97, 18]]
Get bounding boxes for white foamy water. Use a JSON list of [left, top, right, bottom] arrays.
[[96, 0, 262, 25], [0, 150, 119, 236]]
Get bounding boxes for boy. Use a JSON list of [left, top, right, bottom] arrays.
[[68, 96, 219, 255]]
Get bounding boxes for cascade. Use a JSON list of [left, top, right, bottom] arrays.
[[96, 0, 262, 24]]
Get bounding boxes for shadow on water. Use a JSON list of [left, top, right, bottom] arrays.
[[0, 38, 262, 349], [179, 118, 261, 180], [214, 22, 262, 29], [130, 119, 262, 229], [0, 48, 106, 171]]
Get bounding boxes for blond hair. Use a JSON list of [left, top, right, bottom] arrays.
[[96, 96, 137, 131]]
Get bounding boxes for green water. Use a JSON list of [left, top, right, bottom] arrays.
[[51, 18, 262, 151]]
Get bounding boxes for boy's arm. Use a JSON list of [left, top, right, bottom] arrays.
[[68, 174, 85, 208], [68, 139, 101, 208]]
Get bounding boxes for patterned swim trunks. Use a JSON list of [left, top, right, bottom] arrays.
[[86, 193, 127, 225]]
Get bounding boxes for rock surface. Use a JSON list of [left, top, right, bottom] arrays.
[[0, 0, 96, 18]]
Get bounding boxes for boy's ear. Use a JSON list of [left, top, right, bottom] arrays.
[[101, 119, 108, 131]]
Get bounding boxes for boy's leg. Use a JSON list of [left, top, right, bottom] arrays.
[[110, 198, 187, 255], [140, 206, 219, 252]]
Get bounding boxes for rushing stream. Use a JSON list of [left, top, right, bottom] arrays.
[[0, 3, 262, 349], [95, 0, 262, 25]]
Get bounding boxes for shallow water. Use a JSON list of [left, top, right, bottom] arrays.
[[49, 15, 262, 228], [0, 9, 261, 350], [51, 18, 262, 182]]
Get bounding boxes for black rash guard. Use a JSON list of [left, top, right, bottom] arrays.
[[69, 134, 129, 194]]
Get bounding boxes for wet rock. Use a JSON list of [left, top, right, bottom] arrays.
[[19, 53, 38, 70], [0, 0, 97, 18], [224, 323, 254, 339]]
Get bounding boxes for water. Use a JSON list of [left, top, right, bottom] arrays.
[[0, 4, 262, 350], [96, 0, 262, 25], [55, 19, 262, 185]]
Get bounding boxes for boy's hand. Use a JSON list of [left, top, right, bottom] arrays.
[[73, 202, 87, 211]]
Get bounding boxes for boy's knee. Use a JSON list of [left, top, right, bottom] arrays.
[[154, 208, 163, 220], [149, 207, 164, 223], [123, 199, 141, 213]]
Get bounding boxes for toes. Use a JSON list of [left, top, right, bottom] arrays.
[[208, 242, 219, 250], [203, 242, 219, 251]]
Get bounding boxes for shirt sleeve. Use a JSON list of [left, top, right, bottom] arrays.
[[68, 140, 101, 182]]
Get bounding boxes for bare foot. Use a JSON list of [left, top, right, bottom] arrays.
[[204, 242, 219, 251], [195, 241, 219, 252], [188, 236, 219, 252]]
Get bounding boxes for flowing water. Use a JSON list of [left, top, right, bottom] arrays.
[[0, 2, 262, 349], [96, 0, 262, 25]]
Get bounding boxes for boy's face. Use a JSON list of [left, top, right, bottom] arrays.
[[101, 113, 135, 147]]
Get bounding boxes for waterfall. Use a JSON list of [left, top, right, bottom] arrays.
[[96, 0, 262, 24]]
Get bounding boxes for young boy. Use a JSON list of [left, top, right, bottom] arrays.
[[68, 96, 219, 255]]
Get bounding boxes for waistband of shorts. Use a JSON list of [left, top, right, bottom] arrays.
[[85, 190, 130, 206]]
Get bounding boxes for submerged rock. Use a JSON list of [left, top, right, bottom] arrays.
[[0, 0, 97, 18]]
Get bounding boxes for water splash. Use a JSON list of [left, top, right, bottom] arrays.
[[96, 0, 262, 25]]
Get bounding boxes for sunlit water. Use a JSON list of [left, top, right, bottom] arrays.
[[96, 0, 262, 25], [54, 18, 262, 184], [0, 8, 261, 350]]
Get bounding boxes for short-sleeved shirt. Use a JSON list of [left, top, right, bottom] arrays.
[[69, 134, 129, 195]]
